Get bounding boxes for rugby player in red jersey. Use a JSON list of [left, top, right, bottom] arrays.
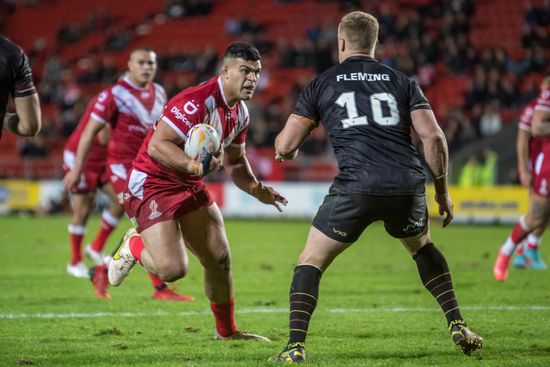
[[64, 48, 193, 301], [110, 43, 287, 340], [494, 74, 550, 281], [63, 95, 121, 278]]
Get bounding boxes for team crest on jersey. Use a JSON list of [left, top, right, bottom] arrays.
[[141, 91, 150, 99], [148, 200, 162, 220]]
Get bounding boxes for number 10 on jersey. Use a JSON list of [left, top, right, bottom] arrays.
[[335, 92, 400, 128]]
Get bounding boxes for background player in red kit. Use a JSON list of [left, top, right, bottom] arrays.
[[494, 74, 550, 281], [63, 94, 123, 283], [109, 43, 287, 340], [63, 48, 192, 301]]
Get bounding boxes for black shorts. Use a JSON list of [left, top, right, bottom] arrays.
[[312, 188, 428, 243]]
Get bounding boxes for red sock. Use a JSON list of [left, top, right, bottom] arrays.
[[510, 221, 529, 244], [210, 299, 237, 337], [92, 211, 119, 252], [68, 224, 85, 264], [91, 223, 115, 252], [148, 273, 166, 288], [527, 241, 539, 250], [129, 236, 144, 263]]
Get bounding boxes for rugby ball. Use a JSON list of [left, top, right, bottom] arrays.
[[184, 124, 221, 161]]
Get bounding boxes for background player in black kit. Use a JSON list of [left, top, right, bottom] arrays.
[[270, 11, 482, 363], [0, 36, 41, 140]]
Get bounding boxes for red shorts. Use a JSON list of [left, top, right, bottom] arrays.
[[123, 168, 213, 233], [63, 150, 109, 194], [533, 152, 550, 197]]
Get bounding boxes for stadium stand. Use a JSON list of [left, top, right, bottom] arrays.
[[1, 0, 548, 182]]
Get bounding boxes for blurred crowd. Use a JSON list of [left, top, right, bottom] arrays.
[[5, 0, 548, 174]]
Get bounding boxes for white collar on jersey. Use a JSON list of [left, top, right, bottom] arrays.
[[123, 75, 150, 91], [217, 77, 236, 109]]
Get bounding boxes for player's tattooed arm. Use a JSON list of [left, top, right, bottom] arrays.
[[275, 114, 317, 161], [411, 108, 453, 227], [411, 109, 448, 186]]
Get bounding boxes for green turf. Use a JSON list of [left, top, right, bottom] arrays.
[[1, 215, 549, 366]]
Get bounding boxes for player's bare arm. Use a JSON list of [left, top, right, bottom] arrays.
[[63, 118, 105, 190], [516, 128, 532, 188], [96, 125, 110, 146], [4, 93, 41, 136], [531, 109, 550, 137], [411, 108, 453, 227], [148, 120, 221, 176], [224, 144, 288, 212], [274, 114, 317, 161]]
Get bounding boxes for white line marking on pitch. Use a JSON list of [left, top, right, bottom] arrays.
[[0, 305, 548, 319]]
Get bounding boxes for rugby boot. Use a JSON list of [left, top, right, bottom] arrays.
[[215, 331, 271, 342], [153, 286, 195, 302], [513, 253, 529, 269], [449, 321, 483, 355], [108, 227, 138, 286], [90, 264, 110, 299], [493, 253, 511, 282], [269, 342, 306, 363], [525, 248, 548, 270]]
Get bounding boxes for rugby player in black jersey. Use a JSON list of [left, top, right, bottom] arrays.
[[0, 36, 41, 140], [270, 11, 482, 363]]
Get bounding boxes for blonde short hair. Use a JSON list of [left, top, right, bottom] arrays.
[[338, 11, 379, 52]]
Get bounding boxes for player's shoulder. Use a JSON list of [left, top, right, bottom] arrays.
[[167, 77, 217, 109], [0, 36, 23, 57], [371, 60, 415, 86]]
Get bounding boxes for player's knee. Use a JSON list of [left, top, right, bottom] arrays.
[[157, 260, 188, 282], [202, 251, 231, 273]]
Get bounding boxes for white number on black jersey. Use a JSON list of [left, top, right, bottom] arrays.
[[335, 91, 400, 128]]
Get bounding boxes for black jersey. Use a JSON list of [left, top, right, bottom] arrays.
[[293, 55, 430, 195], [0, 36, 36, 138]]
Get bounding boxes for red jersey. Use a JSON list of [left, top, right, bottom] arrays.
[[132, 77, 249, 185], [537, 87, 550, 155], [64, 95, 107, 166], [518, 99, 543, 165], [90, 76, 166, 165]]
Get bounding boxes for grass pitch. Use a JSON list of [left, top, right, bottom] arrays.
[[1, 215, 549, 366]]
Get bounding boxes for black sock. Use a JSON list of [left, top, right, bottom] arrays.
[[288, 264, 322, 345], [413, 243, 463, 327]]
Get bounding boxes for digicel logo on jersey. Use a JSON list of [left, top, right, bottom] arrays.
[[170, 106, 193, 128]]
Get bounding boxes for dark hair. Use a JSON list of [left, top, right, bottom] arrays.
[[223, 42, 261, 62]]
